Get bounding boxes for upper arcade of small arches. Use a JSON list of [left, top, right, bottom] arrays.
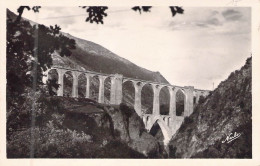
[[123, 77, 186, 90], [45, 67, 114, 85], [50, 66, 114, 78], [48, 66, 209, 95], [122, 78, 191, 96]]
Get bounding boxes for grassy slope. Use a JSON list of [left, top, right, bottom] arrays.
[[61, 32, 169, 83]]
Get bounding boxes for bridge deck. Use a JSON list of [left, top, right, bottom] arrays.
[[51, 66, 210, 92]]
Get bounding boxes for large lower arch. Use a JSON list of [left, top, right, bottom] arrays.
[[122, 80, 135, 107], [149, 121, 164, 143], [159, 86, 170, 115], [147, 118, 171, 145], [141, 84, 154, 114], [63, 70, 73, 97]]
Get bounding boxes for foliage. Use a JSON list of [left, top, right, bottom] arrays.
[[7, 123, 93, 158], [168, 57, 252, 158], [7, 95, 150, 158], [169, 6, 184, 16], [6, 12, 76, 110], [178, 116, 194, 133], [6, 5, 185, 158], [16, 6, 184, 25], [82, 6, 108, 24], [191, 121, 252, 158], [132, 6, 152, 14], [6, 10, 76, 156], [80, 6, 184, 24], [93, 140, 146, 158]]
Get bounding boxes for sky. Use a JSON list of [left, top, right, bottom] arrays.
[[9, 6, 251, 90]]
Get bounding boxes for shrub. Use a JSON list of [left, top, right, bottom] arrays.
[[7, 121, 93, 158], [178, 116, 194, 133], [198, 96, 206, 104]]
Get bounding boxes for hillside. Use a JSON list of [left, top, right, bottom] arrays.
[[62, 33, 169, 83], [6, 9, 168, 84], [7, 95, 163, 158], [6, 8, 170, 158], [7, 8, 171, 113], [168, 57, 252, 158]]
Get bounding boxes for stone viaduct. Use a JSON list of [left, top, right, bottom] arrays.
[[44, 66, 210, 145]]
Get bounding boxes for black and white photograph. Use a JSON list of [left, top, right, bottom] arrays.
[[1, 1, 259, 163]]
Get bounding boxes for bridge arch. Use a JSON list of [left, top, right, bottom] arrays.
[[78, 73, 87, 98], [122, 80, 135, 107], [89, 74, 100, 102], [104, 76, 112, 104], [159, 86, 170, 115], [174, 87, 187, 116], [63, 70, 73, 97], [141, 83, 154, 114], [147, 117, 172, 145]]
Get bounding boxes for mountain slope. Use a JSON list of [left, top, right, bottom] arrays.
[[7, 9, 168, 83], [54, 32, 169, 83], [168, 57, 252, 158], [7, 8, 171, 112]]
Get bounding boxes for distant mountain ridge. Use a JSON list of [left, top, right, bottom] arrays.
[[7, 9, 169, 84], [61, 32, 169, 83]]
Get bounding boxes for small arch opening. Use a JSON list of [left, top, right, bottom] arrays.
[[141, 84, 153, 114], [176, 89, 185, 116], [90, 75, 100, 102], [104, 77, 111, 104], [159, 86, 170, 115], [193, 96, 197, 104], [63, 71, 73, 97], [122, 81, 135, 107]]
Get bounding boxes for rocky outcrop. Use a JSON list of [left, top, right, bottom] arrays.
[[168, 57, 252, 158], [7, 95, 160, 158], [50, 97, 160, 157]]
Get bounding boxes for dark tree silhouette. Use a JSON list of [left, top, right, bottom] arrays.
[[15, 6, 184, 25], [80, 6, 184, 24], [7, 10, 76, 111], [81, 6, 108, 24]]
